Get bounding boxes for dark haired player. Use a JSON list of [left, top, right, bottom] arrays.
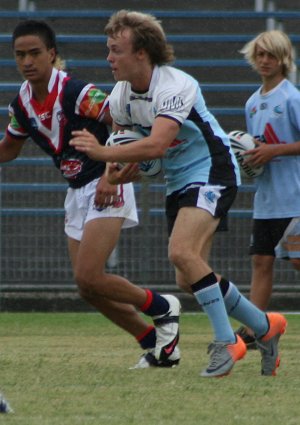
[[0, 19, 181, 368]]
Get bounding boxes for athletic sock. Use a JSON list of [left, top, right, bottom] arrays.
[[140, 289, 170, 317], [136, 325, 156, 349], [191, 272, 235, 343], [220, 278, 269, 337]]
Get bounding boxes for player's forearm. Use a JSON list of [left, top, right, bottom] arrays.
[[0, 136, 24, 162], [272, 141, 300, 157]]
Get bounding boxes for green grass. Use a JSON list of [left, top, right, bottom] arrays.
[[0, 312, 299, 425]]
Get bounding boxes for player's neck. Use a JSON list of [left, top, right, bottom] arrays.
[[30, 82, 50, 103], [261, 74, 285, 94], [131, 65, 153, 93], [28, 67, 54, 103]]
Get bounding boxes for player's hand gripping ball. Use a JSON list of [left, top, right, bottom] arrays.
[[229, 130, 264, 179], [106, 129, 162, 177]]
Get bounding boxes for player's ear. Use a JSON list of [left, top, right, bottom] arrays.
[[49, 47, 56, 64], [136, 48, 147, 61]]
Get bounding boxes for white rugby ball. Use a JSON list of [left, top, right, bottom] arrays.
[[106, 129, 162, 177], [229, 130, 264, 179]]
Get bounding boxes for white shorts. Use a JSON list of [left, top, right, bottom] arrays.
[[275, 217, 300, 259], [64, 178, 139, 241]]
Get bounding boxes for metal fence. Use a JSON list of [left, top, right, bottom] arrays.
[[1, 152, 299, 295]]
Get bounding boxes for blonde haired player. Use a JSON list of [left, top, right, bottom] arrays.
[[236, 30, 300, 346]]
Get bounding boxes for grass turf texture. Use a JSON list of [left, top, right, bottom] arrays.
[[0, 312, 299, 425]]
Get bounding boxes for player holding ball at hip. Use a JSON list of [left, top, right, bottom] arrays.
[[71, 10, 287, 377]]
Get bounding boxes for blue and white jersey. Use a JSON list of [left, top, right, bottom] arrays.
[[109, 65, 240, 195], [245, 79, 300, 218]]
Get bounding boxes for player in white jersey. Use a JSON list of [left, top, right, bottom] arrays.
[[0, 19, 182, 369], [108, 66, 238, 195], [236, 30, 300, 347], [71, 10, 288, 377]]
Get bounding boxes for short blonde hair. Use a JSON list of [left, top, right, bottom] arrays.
[[240, 30, 295, 77], [105, 9, 175, 65]]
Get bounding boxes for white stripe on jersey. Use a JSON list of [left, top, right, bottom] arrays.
[[17, 69, 65, 151], [75, 83, 94, 115]]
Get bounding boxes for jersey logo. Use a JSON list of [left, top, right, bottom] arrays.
[[260, 102, 268, 110], [60, 159, 83, 178], [56, 110, 66, 127], [38, 111, 51, 121], [161, 96, 184, 112], [273, 105, 283, 115], [204, 190, 216, 204], [250, 106, 257, 118]]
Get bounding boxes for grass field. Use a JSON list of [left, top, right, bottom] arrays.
[[0, 312, 299, 425]]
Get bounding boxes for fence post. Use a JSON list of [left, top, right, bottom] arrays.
[[254, 0, 264, 12], [267, 1, 298, 84], [290, 48, 299, 85], [18, 0, 36, 11], [266, 0, 277, 30]]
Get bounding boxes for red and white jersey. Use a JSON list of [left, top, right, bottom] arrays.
[[7, 68, 110, 187]]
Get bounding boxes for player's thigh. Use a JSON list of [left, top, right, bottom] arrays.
[[169, 207, 219, 256], [77, 217, 124, 271], [67, 237, 80, 271]]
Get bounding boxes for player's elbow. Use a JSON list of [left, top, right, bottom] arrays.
[[0, 137, 24, 162], [148, 143, 165, 159]]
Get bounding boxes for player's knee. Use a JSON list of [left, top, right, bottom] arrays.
[[74, 267, 103, 294], [290, 258, 300, 271], [252, 255, 274, 272], [75, 272, 94, 298], [168, 245, 187, 269]]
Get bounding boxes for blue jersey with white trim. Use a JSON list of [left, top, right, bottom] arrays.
[[109, 66, 240, 195], [245, 79, 300, 218]]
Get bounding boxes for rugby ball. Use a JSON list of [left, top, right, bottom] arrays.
[[106, 129, 162, 177], [229, 130, 264, 178]]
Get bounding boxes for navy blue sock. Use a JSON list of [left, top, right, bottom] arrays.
[[141, 289, 169, 317], [137, 326, 156, 349]]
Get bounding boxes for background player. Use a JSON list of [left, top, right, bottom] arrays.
[[236, 30, 300, 347]]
